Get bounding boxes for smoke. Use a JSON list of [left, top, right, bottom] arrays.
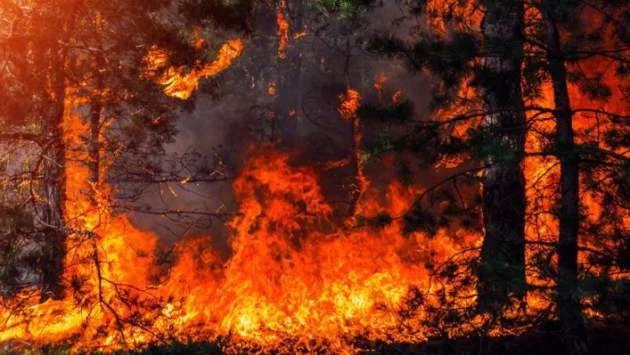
[[127, 1, 432, 250]]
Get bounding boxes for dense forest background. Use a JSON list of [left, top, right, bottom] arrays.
[[0, 0, 628, 354]]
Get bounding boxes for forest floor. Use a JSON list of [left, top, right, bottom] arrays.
[[124, 323, 630, 355], [5, 323, 629, 354]]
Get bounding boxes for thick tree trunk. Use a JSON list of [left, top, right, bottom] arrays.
[[541, 5, 585, 353], [38, 5, 80, 302], [40, 61, 67, 301], [477, 0, 527, 312]]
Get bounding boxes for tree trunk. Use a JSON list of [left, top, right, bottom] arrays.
[[38, 3, 81, 302], [477, 0, 527, 312], [40, 58, 67, 301], [541, 4, 586, 352], [88, 101, 103, 186], [88, 52, 105, 188]]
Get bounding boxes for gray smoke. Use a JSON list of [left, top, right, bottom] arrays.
[[126, 1, 432, 252]]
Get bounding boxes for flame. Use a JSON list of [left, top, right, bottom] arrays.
[[339, 88, 369, 205], [192, 28, 206, 50], [276, 0, 289, 60], [522, 5, 630, 312], [145, 39, 244, 100], [0, 83, 487, 352], [424, 0, 482, 36], [338, 88, 360, 121], [373, 72, 387, 99]]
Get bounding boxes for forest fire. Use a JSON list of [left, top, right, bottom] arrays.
[[0, 86, 481, 352], [1, 0, 628, 354]]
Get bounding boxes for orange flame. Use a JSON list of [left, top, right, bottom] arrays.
[[339, 88, 369, 205], [522, 5, 630, 312], [145, 39, 244, 100], [373, 72, 387, 99], [0, 88, 485, 352], [276, 0, 289, 60]]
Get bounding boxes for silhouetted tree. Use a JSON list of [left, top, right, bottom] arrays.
[[365, 0, 528, 311]]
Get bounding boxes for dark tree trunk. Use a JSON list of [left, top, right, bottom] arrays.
[[88, 101, 103, 187], [88, 53, 105, 188], [40, 59, 67, 301], [477, 0, 527, 312], [541, 4, 586, 353], [38, 4, 81, 302]]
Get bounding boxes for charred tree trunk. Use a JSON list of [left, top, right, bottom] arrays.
[[541, 4, 585, 352], [477, 0, 527, 312], [40, 57, 68, 301]]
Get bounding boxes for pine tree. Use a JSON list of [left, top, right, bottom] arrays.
[[365, 0, 528, 312], [527, 0, 629, 351], [477, 0, 527, 311]]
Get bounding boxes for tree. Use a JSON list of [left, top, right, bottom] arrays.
[[1, 0, 79, 299], [477, 0, 527, 312], [365, 0, 528, 311], [526, 0, 629, 351], [540, 1, 583, 346], [0, 0, 249, 299], [367, 0, 629, 339]]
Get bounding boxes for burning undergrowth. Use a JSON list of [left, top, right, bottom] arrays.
[[0, 100, 487, 353]]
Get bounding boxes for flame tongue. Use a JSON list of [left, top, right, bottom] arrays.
[[145, 39, 244, 100]]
